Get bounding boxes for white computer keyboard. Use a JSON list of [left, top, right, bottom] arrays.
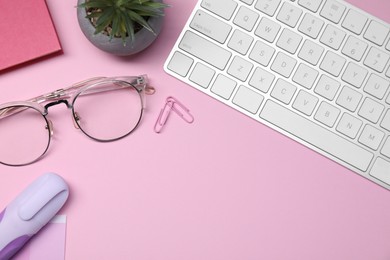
[[164, 0, 390, 190]]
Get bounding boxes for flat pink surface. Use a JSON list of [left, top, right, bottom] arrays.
[[0, 1, 389, 259]]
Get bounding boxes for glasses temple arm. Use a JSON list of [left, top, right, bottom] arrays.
[[0, 106, 27, 119], [27, 77, 108, 104], [0, 76, 154, 118]]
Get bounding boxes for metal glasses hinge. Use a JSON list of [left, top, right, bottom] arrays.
[[44, 89, 66, 99], [136, 77, 145, 86]]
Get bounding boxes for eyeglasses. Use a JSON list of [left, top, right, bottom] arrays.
[[0, 75, 155, 166]]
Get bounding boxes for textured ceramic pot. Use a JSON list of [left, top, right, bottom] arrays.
[[77, 0, 164, 56]]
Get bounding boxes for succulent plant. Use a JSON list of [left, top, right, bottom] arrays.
[[78, 0, 169, 46]]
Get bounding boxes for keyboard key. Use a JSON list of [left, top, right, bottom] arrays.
[[336, 86, 363, 112], [259, 100, 373, 171], [179, 31, 232, 70], [380, 109, 390, 131], [249, 40, 275, 66], [211, 74, 236, 99], [240, 0, 254, 5], [249, 67, 275, 93], [298, 39, 324, 65], [271, 79, 297, 104], [370, 158, 390, 185], [364, 20, 389, 46], [359, 124, 384, 150], [320, 51, 346, 76], [386, 66, 390, 78], [358, 98, 385, 123], [342, 36, 368, 61], [190, 10, 232, 44], [336, 112, 362, 139], [189, 63, 215, 89], [201, 0, 237, 20], [314, 74, 340, 100], [276, 28, 303, 54], [227, 56, 253, 81], [364, 74, 390, 99], [341, 62, 368, 88], [298, 13, 324, 39], [293, 63, 319, 89], [167, 51, 194, 77], [271, 52, 297, 78], [320, 24, 346, 50], [228, 29, 254, 55], [255, 17, 281, 43], [234, 6, 259, 31], [292, 90, 319, 116], [276, 2, 303, 28], [298, 0, 323, 12], [342, 9, 367, 35], [382, 137, 390, 158], [255, 0, 281, 16], [320, 0, 346, 24], [364, 47, 390, 73], [232, 85, 264, 114], [315, 101, 340, 127], [387, 39, 390, 51]]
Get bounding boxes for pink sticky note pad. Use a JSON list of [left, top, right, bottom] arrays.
[[0, 0, 62, 71], [13, 215, 67, 260]]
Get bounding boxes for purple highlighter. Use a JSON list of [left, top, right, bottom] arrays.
[[0, 173, 69, 260]]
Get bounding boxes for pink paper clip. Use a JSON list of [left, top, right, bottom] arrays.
[[154, 96, 194, 133]]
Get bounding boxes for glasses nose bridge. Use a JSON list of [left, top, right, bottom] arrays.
[[44, 99, 73, 129], [44, 99, 71, 111], [43, 99, 82, 132]]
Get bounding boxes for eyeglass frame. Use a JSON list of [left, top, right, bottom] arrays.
[[0, 75, 155, 166]]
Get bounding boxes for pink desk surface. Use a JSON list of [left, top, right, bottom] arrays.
[[0, 0, 389, 259]]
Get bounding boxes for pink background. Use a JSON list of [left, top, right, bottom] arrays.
[[1, 0, 390, 259]]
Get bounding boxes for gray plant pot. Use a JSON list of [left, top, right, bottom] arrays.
[[77, 0, 164, 56]]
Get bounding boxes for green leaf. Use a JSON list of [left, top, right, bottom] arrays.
[[124, 5, 164, 16], [122, 13, 135, 44], [111, 12, 122, 39], [145, 2, 170, 9], [118, 13, 129, 45], [129, 10, 155, 32], [94, 7, 115, 34], [78, 0, 114, 9]]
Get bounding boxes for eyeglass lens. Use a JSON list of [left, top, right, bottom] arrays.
[[0, 106, 50, 166], [73, 81, 143, 141]]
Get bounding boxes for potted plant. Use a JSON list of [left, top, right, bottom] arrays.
[[77, 0, 169, 56]]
